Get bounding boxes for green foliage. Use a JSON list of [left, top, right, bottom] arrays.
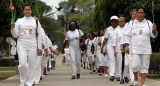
[[67, 13, 93, 33], [149, 53, 160, 74], [0, 0, 40, 37], [0, 58, 15, 66], [59, 0, 95, 33], [93, 0, 160, 52]]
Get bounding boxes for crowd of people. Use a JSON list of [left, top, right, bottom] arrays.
[[63, 7, 158, 86], [10, 2, 158, 86]]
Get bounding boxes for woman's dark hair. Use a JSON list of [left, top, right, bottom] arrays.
[[52, 40, 55, 43], [68, 21, 80, 30], [136, 7, 146, 14], [97, 31, 101, 37], [23, 2, 32, 11]]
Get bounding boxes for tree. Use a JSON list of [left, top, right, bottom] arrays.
[[58, 0, 95, 33], [93, 0, 160, 52], [0, 0, 39, 53]]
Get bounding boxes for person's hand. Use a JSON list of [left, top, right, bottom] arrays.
[[46, 52, 49, 57], [120, 44, 125, 52], [38, 49, 42, 56], [101, 48, 103, 54], [114, 51, 117, 57], [10, 19, 15, 28], [125, 46, 130, 54], [103, 52, 107, 56], [153, 23, 157, 32]]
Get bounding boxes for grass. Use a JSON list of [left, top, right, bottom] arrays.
[[0, 67, 15, 71], [147, 74, 160, 81], [0, 67, 17, 81], [0, 72, 17, 81]]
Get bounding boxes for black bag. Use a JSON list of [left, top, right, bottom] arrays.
[[91, 43, 95, 54]]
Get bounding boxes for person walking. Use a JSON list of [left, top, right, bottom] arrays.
[[11, 2, 44, 86], [124, 7, 158, 86], [64, 21, 83, 79]]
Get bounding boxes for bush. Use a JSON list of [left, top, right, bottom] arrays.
[[0, 58, 15, 66], [149, 53, 160, 74]]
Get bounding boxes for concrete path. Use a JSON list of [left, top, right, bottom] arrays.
[[1, 55, 160, 86]]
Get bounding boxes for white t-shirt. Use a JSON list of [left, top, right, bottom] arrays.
[[64, 48, 70, 55], [86, 39, 94, 56], [104, 26, 117, 46], [51, 45, 58, 57], [66, 29, 83, 50]]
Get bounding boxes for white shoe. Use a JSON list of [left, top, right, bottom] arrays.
[[35, 82, 39, 85], [104, 74, 108, 77], [132, 81, 139, 86], [143, 84, 147, 86]]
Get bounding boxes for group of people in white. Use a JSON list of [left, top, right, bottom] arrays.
[[63, 7, 158, 86], [11, 2, 59, 86], [10, 2, 158, 86]]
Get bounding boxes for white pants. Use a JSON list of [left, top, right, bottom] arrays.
[[101, 54, 108, 66], [69, 47, 81, 76], [126, 53, 134, 83], [41, 55, 45, 76], [51, 56, 57, 61], [44, 56, 49, 68], [107, 45, 116, 77], [34, 56, 42, 83], [88, 55, 95, 64], [65, 54, 70, 65], [96, 51, 102, 67], [82, 54, 87, 62], [17, 45, 37, 86], [132, 54, 150, 73], [49, 55, 52, 68], [117, 52, 129, 79]]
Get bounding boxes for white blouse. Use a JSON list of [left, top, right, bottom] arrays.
[[12, 16, 44, 49]]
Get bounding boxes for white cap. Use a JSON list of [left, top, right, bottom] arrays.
[[110, 16, 118, 20]]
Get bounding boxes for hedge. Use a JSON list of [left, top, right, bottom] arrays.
[[149, 53, 160, 74], [0, 58, 15, 66]]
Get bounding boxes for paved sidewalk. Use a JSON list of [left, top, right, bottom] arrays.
[[0, 55, 160, 86]]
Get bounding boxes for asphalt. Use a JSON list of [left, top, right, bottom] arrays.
[[0, 55, 160, 86]]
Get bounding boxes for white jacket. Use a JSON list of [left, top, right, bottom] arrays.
[[124, 19, 157, 54], [12, 16, 44, 49]]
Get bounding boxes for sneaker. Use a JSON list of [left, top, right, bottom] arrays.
[[120, 79, 124, 84], [130, 81, 139, 86], [99, 73, 102, 76], [143, 84, 147, 86], [71, 76, 76, 79], [116, 77, 120, 81], [77, 74, 80, 79], [110, 76, 115, 81], [104, 74, 108, 77], [124, 77, 129, 83]]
